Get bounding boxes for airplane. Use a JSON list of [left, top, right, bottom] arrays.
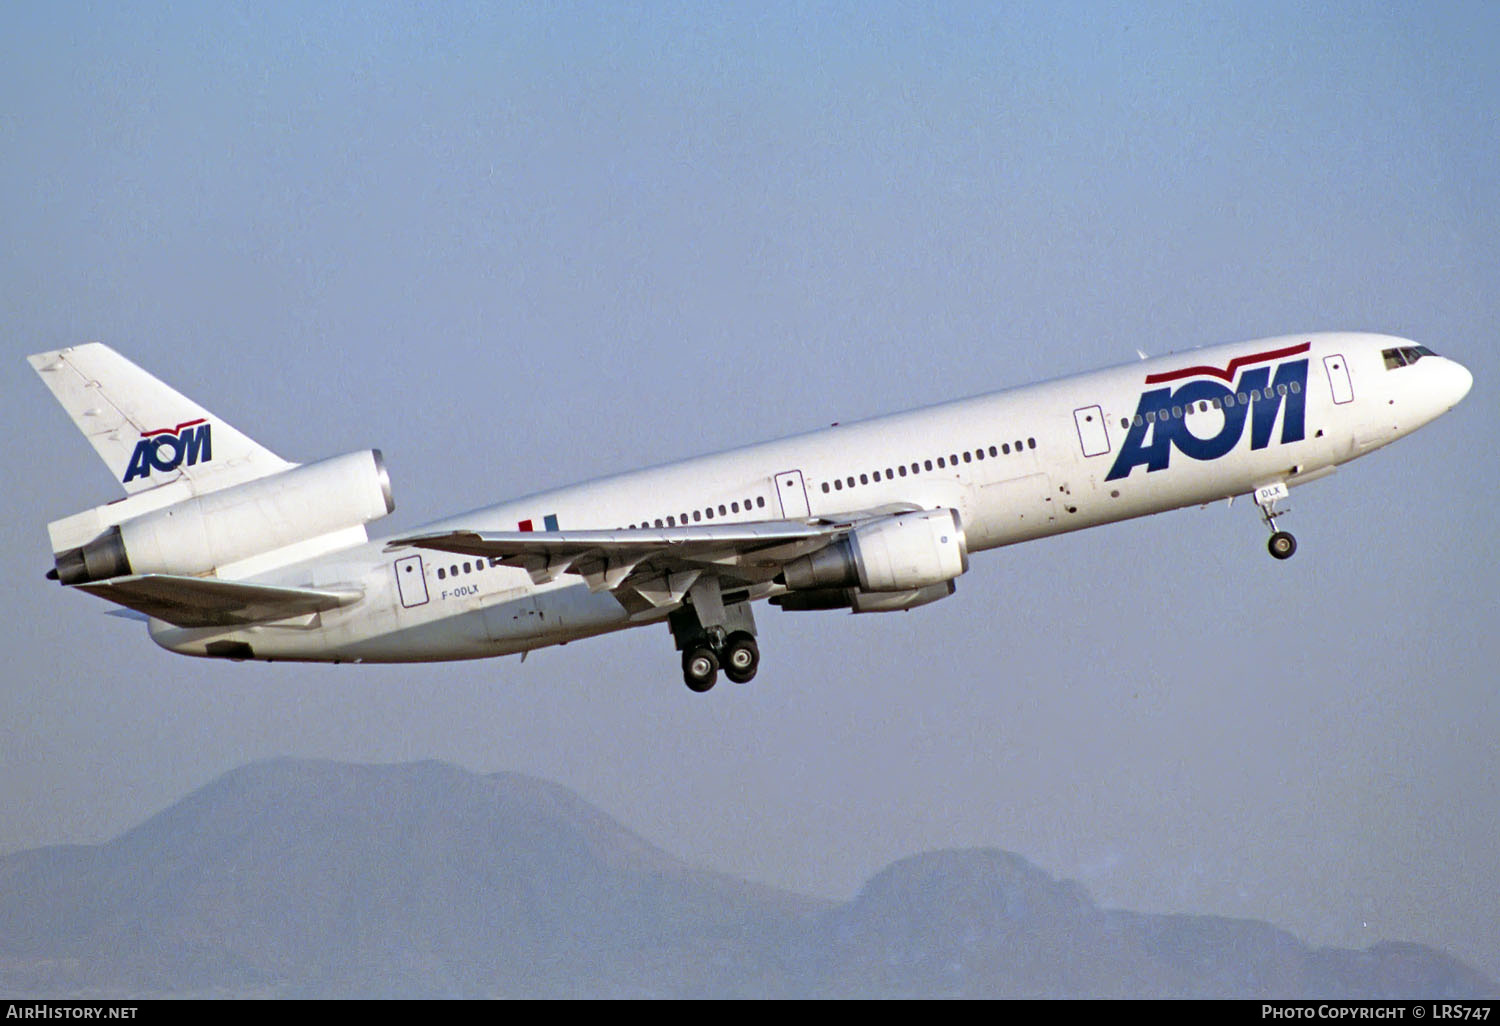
[[28, 332, 1472, 692]]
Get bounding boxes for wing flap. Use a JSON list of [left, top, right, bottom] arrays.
[[73, 574, 362, 628], [386, 522, 841, 591], [385, 509, 935, 609]]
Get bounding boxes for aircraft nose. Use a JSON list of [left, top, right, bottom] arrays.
[[1444, 357, 1474, 408]]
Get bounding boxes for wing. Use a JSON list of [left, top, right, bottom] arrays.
[[384, 511, 911, 617], [73, 574, 362, 628]]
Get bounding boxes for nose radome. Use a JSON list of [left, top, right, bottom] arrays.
[[1446, 358, 1474, 407]]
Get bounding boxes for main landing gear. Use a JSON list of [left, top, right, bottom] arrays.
[[1254, 482, 1297, 561], [670, 585, 760, 693], [682, 645, 719, 693], [681, 631, 760, 692]]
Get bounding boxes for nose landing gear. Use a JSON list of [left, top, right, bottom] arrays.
[[1268, 530, 1297, 560], [1254, 482, 1297, 560]]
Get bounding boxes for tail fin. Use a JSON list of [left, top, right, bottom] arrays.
[[28, 343, 292, 495]]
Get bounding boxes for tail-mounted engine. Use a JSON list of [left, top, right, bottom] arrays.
[[51, 450, 394, 585]]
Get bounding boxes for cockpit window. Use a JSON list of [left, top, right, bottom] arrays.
[[1383, 345, 1438, 370]]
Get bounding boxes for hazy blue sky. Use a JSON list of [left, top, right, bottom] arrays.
[[3, 1, 1497, 981]]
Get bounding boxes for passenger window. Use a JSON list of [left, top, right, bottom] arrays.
[[1133, 414, 1144, 426], [667, 516, 676, 526], [846, 477, 855, 488], [834, 479, 843, 490], [1002, 443, 1010, 454], [693, 510, 701, 522], [911, 462, 920, 473], [718, 504, 727, 515], [963, 451, 972, 463], [1028, 438, 1036, 449], [437, 567, 446, 580], [988, 445, 998, 457], [1277, 383, 1287, 397], [924, 459, 933, 471], [757, 497, 765, 508], [1171, 406, 1182, 418], [975, 449, 984, 460], [949, 454, 958, 464], [822, 482, 830, 493], [1290, 381, 1301, 393], [886, 467, 894, 477], [936, 457, 945, 468], [860, 473, 868, 485]]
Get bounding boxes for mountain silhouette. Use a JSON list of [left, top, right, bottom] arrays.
[[0, 759, 1492, 998]]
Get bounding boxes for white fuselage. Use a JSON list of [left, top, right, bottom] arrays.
[[147, 332, 1472, 663]]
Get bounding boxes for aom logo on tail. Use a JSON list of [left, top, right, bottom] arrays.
[[122, 419, 212, 483], [1106, 342, 1310, 481]]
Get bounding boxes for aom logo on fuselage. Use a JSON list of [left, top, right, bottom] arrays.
[[1106, 342, 1310, 481], [122, 419, 212, 483]]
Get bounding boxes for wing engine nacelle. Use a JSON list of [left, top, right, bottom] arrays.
[[52, 450, 394, 585], [772, 580, 956, 614], [782, 508, 968, 593]]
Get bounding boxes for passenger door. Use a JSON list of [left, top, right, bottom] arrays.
[[393, 555, 429, 608], [775, 469, 811, 518], [1072, 405, 1111, 457], [1324, 354, 1354, 404]]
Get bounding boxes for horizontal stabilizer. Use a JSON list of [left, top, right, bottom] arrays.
[[73, 574, 361, 628]]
